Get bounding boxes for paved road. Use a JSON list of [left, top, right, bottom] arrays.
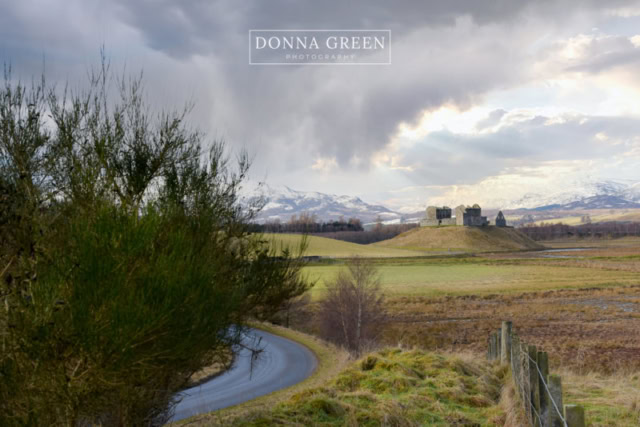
[[170, 329, 317, 422]]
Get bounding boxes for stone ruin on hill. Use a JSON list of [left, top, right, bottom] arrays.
[[420, 204, 507, 227], [495, 211, 507, 227]]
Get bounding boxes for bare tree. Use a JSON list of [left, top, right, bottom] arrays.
[[317, 257, 387, 356], [279, 292, 312, 328]]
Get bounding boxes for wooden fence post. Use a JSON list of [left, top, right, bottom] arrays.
[[528, 345, 541, 426], [487, 325, 586, 426], [547, 374, 564, 427], [537, 351, 549, 425], [522, 342, 532, 422], [565, 404, 585, 427], [501, 321, 512, 365], [489, 332, 497, 360]]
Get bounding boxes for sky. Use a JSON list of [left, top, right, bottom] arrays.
[[2, 0, 640, 211]]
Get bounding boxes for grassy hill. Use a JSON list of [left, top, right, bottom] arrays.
[[375, 225, 544, 253], [222, 348, 506, 426], [267, 233, 428, 258]]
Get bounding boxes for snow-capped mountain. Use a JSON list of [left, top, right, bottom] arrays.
[[247, 179, 640, 225], [506, 179, 640, 210], [252, 186, 406, 223]]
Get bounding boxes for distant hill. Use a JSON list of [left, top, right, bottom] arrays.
[[531, 195, 640, 211], [506, 179, 640, 210], [247, 180, 640, 227], [253, 186, 411, 224], [375, 226, 544, 252]]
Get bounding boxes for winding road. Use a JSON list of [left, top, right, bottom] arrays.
[[170, 329, 317, 422]]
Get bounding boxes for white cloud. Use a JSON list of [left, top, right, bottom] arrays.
[[311, 157, 338, 173]]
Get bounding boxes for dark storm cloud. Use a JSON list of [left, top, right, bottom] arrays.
[[2, 0, 640, 178], [103, 0, 639, 170], [111, 0, 636, 58]]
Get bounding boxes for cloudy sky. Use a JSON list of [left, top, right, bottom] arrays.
[[3, 0, 640, 211]]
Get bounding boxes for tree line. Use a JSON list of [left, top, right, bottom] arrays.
[[251, 213, 364, 233], [518, 221, 640, 241]]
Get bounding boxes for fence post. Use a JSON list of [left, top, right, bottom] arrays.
[[522, 342, 532, 422], [528, 345, 541, 426], [501, 321, 512, 365], [565, 404, 585, 427], [489, 332, 497, 360], [511, 333, 520, 374], [537, 351, 549, 425], [547, 374, 564, 427]]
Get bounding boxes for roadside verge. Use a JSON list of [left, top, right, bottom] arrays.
[[175, 323, 350, 425]]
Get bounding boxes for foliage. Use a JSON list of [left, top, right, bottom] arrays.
[[317, 258, 387, 356], [0, 62, 309, 425]]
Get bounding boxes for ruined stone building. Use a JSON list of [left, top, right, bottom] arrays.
[[420, 206, 456, 226], [495, 211, 507, 227], [455, 204, 489, 226], [420, 203, 489, 227]]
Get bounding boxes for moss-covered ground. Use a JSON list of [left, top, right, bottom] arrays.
[[222, 348, 506, 426]]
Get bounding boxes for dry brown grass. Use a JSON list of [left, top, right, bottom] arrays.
[[382, 285, 640, 372], [498, 372, 529, 427], [559, 367, 640, 426], [544, 236, 640, 249]]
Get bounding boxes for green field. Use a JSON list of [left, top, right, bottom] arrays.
[[303, 260, 640, 298], [263, 231, 640, 298], [267, 233, 427, 258]]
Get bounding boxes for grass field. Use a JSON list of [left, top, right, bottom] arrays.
[[544, 235, 640, 249], [303, 259, 640, 298], [266, 233, 428, 258], [182, 234, 640, 426], [560, 368, 640, 427], [290, 235, 640, 425]]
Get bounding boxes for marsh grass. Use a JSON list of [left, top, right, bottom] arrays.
[[559, 367, 640, 426]]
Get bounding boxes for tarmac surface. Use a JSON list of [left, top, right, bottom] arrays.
[[170, 328, 317, 422]]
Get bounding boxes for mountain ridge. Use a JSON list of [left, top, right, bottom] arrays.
[[250, 180, 640, 223]]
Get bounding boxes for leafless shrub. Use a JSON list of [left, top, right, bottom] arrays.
[[317, 257, 387, 356]]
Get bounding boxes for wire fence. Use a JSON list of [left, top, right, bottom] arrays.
[[487, 321, 586, 427]]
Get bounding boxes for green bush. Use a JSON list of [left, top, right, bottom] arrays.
[[0, 63, 309, 425]]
